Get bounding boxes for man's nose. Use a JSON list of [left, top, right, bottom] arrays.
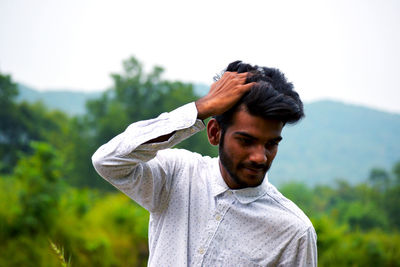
[[249, 145, 267, 165]]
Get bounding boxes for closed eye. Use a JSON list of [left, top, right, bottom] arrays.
[[266, 141, 279, 147], [238, 137, 254, 146], [266, 138, 282, 148]]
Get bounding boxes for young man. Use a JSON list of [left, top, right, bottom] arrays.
[[92, 61, 317, 266]]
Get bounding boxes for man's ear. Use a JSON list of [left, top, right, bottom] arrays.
[[207, 118, 222, 146]]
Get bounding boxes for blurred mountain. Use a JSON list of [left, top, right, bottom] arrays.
[[17, 83, 208, 116], [269, 100, 400, 186], [17, 84, 102, 115], [16, 84, 400, 186], [193, 83, 209, 96]]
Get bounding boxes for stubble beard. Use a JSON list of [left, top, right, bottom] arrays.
[[219, 141, 270, 189]]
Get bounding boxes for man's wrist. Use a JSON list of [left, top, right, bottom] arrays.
[[195, 98, 212, 120]]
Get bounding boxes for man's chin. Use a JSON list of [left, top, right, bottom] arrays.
[[236, 169, 266, 187]]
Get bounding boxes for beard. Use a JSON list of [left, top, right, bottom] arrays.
[[219, 141, 270, 188]]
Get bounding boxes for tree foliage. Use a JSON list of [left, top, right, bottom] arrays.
[[0, 73, 67, 173], [69, 56, 215, 188], [281, 162, 400, 232]]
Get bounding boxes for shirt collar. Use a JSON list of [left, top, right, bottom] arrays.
[[211, 158, 269, 205]]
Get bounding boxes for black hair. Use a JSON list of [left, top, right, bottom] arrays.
[[214, 60, 304, 133]]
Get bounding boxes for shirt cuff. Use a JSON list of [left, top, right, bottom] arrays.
[[163, 102, 200, 130], [123, 102, 205, 153]]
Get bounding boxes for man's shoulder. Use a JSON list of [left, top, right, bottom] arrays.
[[156, 148, 216, 169], [157, 148, 213, 161], [264, 183, 314, 231]]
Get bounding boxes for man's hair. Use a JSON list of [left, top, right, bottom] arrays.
[[214, 60, 305, 132]]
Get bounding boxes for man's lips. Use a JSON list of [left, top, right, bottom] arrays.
[[242, 166, 265, 175], [240, 162, 267, 170]]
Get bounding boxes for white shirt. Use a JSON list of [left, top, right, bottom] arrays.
[[92, 102, 318, 267]]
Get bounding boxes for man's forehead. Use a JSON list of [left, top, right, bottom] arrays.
[[234, 105, 284, 124], [228, 109, 284, 138]]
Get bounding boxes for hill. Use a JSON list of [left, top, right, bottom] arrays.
[[17, 84, 102, 115], [269, 100, 400, 186], [16, 84, 400, 186], [17, 83, 207, 116]]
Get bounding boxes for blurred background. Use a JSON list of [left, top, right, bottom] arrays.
[[1, 0, 400, 266]]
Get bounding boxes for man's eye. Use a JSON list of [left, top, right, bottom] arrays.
[[266, 141, 279, 148], [239, 138, 253, 145]]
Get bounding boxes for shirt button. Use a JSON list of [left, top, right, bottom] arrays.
[[227, 190, 232, 196], [215, 214, 222, 221], [198, 248, 205, 254]]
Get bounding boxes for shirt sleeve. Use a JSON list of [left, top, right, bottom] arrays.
[[91, 102, 205, 212], [278, 226, 318, 267]]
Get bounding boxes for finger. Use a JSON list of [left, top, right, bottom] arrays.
[[223, 71, 235, 77], [235, 75, 249, 84], [241, 82, 256, 91], [237, 72, 248, 77]]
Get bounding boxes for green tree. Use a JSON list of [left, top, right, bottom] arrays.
[[0, 73, 22, 172], [383, 161, 400, 229], [0, 72, 18, 107], [86, 56, 200, 141], [279, 182, 314, 215], [369, 167, 390, 191], [77, 56, 215, 189], [12, 142, 66, 235], [0, 72, 66, 174], [392, 161, 400, 184]]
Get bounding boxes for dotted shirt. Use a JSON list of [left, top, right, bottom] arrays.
[[92, 103, 317, 267]]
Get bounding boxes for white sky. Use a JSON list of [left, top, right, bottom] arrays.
[[1, 0, 399, 113]]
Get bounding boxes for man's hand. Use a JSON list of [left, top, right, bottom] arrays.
[[195, 72, 255, 120]]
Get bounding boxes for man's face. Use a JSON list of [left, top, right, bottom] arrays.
[[218, 108, 283, 189]]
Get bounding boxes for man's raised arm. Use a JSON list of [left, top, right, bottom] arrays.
[[91, 72, 253, 211], [145, 72, 254, 144]]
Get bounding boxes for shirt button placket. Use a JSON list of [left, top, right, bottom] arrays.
[[198, 247, 205, 255], [195, 192, 233, 266]]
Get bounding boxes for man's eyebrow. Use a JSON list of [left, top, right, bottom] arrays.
[[234, 132, 283, 142], [233, 132, 257, 139]]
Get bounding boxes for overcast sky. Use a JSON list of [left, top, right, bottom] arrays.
[[1, 0, 399, 113]]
